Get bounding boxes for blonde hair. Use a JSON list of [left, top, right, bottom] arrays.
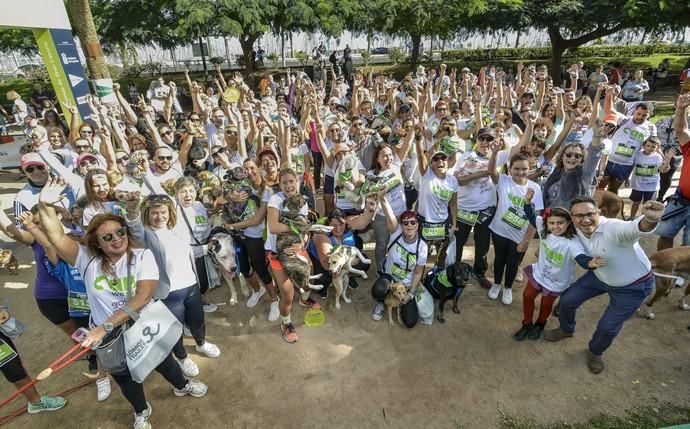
[[141, 195, 177, 229], [6, 91, 20, 101]]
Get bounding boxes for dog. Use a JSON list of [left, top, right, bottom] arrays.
[[196, 170, 222, 208], [423, 261, 471, 323], [334, 150, 363, 204], [644, 246, 690, 319], [385, 282, 409, 326], [206, 227, 249, 305], [327, 244, 371, 309], [594, 189, 624, 219], [0, 250, 18, 275]]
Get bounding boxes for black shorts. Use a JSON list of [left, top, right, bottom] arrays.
[[236, 236, 272, 285], [630, 189, 658, 203], [324, 175, 335, 195], [36, 298, 89, 327], [0, 332, 28, 383]]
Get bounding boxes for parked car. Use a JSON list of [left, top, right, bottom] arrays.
[[371, 47, 389, 55]]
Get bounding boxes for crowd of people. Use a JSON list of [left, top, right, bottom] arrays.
[[1, 58, 690, 429]]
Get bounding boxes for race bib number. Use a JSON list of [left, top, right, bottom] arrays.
[[615, 144, 635, 157], [501, 206, 527, 230], [68, 291, 91, 315], [421, 224, 446, 241], [0, 338, 17, 368], [457, 209, 479, 226], [635, 164, 657, 177]]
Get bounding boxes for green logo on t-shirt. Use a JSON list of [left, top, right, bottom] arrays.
[[93, 275, 136, 294], [541, 242, 564, 266]]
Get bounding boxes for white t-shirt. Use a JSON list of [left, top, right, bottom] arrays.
[[265, 191, 308, 253], [416, 168, 459, 224], [489, 174, 544, 244], [608, 118, 657, 166], [454, 151, 497, 212], [335, 158, 366, 211], [289, 144, 310, 175], [175, 202, 211, 258], [322, 138, 337, 177], [76, 247, 159, 325], [383, 226, 428, 287], [152, 228, 197, 291], [369, 156, 406, 217], [631, 151, 663, 192], [531, 217, 587, 293], [82, 201, 125, 227]]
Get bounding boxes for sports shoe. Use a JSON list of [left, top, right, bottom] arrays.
[[371, 303, 385, 321], [298, 297, 321, 310], [281, 322, 299, 343], [133, 403, 152, 429], [246, 286, 266, 308], [87, 353, 98, 374], [543, 327, 574, 342], [195, 341, 221, 358], [488, 283, 502, 300], [268, 300, 280, 322], [587, 351, 605, 374], [27, 395, 66, 414], [512, 324, 533, 341], [174, 379, 208, 397], [177, 357, 199, 377], [202, 302, 218, 313], [501, 288, 513, 305], [472, 272, 492, 289], [528, 323, 544, 340], [97, 377, 111, 402], [183, 326, 192, 337]]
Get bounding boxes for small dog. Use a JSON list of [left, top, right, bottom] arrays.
[[327, 245, 371, 309], [594, 189, 624, 219], [644, 246, 690, 319], [334, 152, 364, 204], [0, 250, 19, 275], [206, 227, 248, 305], [423, 261, 471, 323], [385, 282, 409, 326]]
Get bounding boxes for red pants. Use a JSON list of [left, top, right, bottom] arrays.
[[522, 281, 558, 325]]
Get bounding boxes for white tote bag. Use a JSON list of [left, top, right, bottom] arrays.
[[416, 287, 434, 325]]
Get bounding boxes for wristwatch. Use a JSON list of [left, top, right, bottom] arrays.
[[103, 322, 114, 333]]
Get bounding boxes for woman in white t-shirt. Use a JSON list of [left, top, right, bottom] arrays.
[[370, 191, 428, 327], [37, 185, 208, 429], [487, 144, 543, 305], [125, 193, 221, 378]]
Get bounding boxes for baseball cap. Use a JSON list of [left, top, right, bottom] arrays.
[[76, 152, 98, 166], [476, 128, 495, 139], [20, 152, 46, 169], [398, 104, 411, 113], [257, 148, 278, 162]]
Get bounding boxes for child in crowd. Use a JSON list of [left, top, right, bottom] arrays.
[[628, 136, 670, 219]]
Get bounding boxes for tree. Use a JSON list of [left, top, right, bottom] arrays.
[[0, 29, 37, 57], [66, 0, 110, 79]]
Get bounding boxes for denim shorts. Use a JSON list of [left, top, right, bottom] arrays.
[[603, 161, 634, 182], [324, 175, 335, 194], [655, 196, 690, 245]]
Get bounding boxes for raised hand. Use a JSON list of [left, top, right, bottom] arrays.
[[39, 177, 67, 205], [677, 93, 690, 109], [524, 188, 535, 204], [641, 200, 665, 222], [17, 212, 35, 228], [588, 256, 605, 269]]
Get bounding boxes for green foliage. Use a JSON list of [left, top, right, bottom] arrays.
[[121, 64, 148, 78], [294, 51, 310, 66], [360, 50, 372, 66], [209, 57, 225, 65], [388, 47, 406, 65], [0, 29, 37, 56], [267, 53, 280, 68]]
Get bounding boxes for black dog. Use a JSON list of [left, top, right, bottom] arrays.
[[423, 261, 471, 323]]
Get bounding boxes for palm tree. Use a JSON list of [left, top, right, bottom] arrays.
[[66, 0, 110, 79]]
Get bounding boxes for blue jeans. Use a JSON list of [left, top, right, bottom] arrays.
[[558, 271, 653, 355]]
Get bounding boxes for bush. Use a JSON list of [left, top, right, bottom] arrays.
[[360, 50, 372, 66], [294, 50, 310, 67], [388, 47, 406, 65], [209, 56, 225, 66]]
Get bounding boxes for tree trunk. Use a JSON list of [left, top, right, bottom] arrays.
[[224, 36, 231, 68], [240, 34, 259, 84], [514, 30, 520, 48], [281, 31, 286, 67], [289, 33, 294, 58], [199, 36, 208, 79], [409, 33, 421, 71], [367, 32, 372, 52], [170, 48, 176, 70], [66, 0, 110, 79], [118, 42, 129, 67], [639, 28, 648, 45]]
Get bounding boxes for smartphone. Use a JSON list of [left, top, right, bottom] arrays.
[[71, 327, 89, 343]]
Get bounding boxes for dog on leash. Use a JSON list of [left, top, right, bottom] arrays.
[[206, 227, 249, 305], [423, 260, 471, 323], [0, 249, 18, 275], [594, 189, 624, 219], [327, 244, 371, 309], [644, 246, 690, 319], [385, 282, 409, 326]]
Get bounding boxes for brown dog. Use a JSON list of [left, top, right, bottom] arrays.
[[384, 283, 408, 326], [0, 250, 18, 275], [594, 189, 624, 219], [644, 246, 690, 319]]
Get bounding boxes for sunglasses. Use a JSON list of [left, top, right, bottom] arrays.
[[25, 165, 46, 173], [478, 136, 494, 142], [212, 147, 226, 157], [116, 155, 130, 163], [157, 156, 173, 161], [190, 117, 200, 122], [564, 152, 583, 160], [80, 130, 94, 135], [402, 220, 418, 226], [225, 130, 238, 136], [29, 134, 39, 140], [147, 194, 171, 204], [100, 226, 127, 243], [79, 159, 98, 167], [432, 155, 448, 162], [162, 130, 173, 136], [75, 145, 91, 151]]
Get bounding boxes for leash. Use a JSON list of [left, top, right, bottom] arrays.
[[653, 271, 685, 286]]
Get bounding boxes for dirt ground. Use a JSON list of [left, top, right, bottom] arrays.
[[1, 172, 690, 429]]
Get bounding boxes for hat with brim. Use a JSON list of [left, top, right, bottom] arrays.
[[20, 152, 46, 169], [257, 149, 278, 162], [477, 128, 495, 139], [76, 153, 98, 166], [430, 150, 449, 160], [333, 143, 350, 156]]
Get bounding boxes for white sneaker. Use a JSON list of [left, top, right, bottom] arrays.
[[501, 288, 513, 305], [177, 357, 199, 377], [488, 283, 502, 300], [195, 341, 221, 358], [133, 402, 152, 429], [371, 303, 385, 321], [183, 326, 192, 337], [96, 377, 111, 402], [268, 299, 280, 322], [174, 379, 208, 398], [202, 303, 217, 313], [247, 286, 266, 308]]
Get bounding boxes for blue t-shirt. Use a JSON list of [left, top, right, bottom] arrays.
[[307, 230, 357, 260], [30, 242, 68, 300], [48, 260, 90, 317]]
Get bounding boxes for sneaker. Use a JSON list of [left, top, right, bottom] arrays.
[[87, 353, 98, 374], [501, 288, 513, 305], [183, 326, 192, 337], [96, 377, 111, 402], [195, 341, 221, 358], [177, 357, 199, 377], [133, 403, 152, 429], [348, 277, 360, 290], [543, 328, 574, 342], [528, 323, 544, 340], [371, 303, 385, 321], [202, 302, 218, 313], [298, 297, 321, 310], [268, 300, 280, 322], [515, 269, 524, 283], [281, 322, 299, 343], [587, 351, 605, 374], [27, 395, 66, 414], [512, 324, 533, 341], [246, 286, 266, 308], [174, 379, 208, 397], [488, 284, 502, 300], [472, 272, 492, 289]]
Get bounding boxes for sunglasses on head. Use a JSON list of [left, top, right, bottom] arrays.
[[116, 155, 130, 163], [157, 155, 173, 161], [100, 226, 127, 243], [25, 165, 46, 173], [564, 152, 583, 160], [212, 147, 226, 157], [147, 194, 171, 205], [402, 220, 417, 226], [432, 155, 448, 162], [79, 159, 98, 167]]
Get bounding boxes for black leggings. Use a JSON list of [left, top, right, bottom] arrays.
[[194, 256, 211, 295], [236, 236, 272, 285], [0, 333, 28, 383], [658, 159, 679, 201], [454, 213, 494, 276], [491, 232, 526, 289], [162, 285, 205, 359], [371, 275, 418, 328], [312, 150, 323, 189], [111, 352, 187, 413]]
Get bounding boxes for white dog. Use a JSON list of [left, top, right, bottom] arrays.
[[327, 245, 371, 309]]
